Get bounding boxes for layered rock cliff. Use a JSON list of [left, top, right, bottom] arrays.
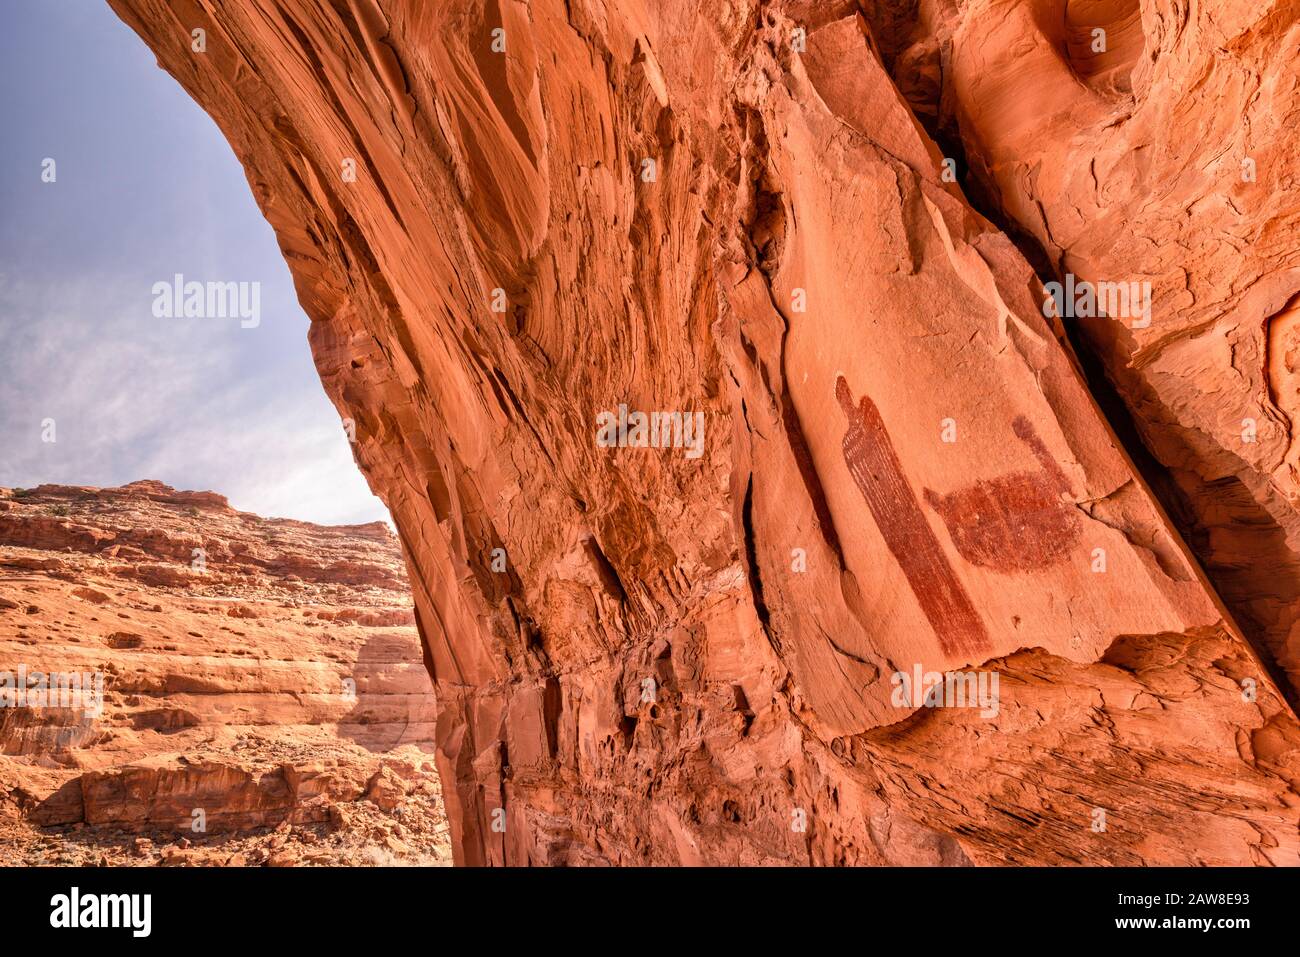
[[0, 482, 449, 865], [104, 0, 1300, 865]]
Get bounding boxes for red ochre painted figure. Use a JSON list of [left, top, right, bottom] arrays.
[[835, 375, 991, 657], [923, 416, 1081, 574]]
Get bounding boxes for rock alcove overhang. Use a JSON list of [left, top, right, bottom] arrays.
[[102, 0, 1300, 866]]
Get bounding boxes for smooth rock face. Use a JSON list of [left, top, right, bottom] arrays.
[[887, 0, 1300, 705], [0, 482, 450, 866], [103, 1, 1300, 865]]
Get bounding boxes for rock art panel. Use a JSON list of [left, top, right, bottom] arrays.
[[923, 415, 1081, 573], [904, 0, 1300, 702], [836, 374, 990, 656]]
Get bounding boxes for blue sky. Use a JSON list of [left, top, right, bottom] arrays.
[[0, 0, 389, 526]]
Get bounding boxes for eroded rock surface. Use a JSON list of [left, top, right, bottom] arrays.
[[103, 1, 1300, 865], [0, 482, 449, 866], [870, 0, 1300, 707]]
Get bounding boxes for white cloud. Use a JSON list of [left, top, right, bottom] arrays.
[[0, 273, 388, 526]]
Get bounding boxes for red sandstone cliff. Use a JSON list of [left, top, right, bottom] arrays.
[[103, 0, 1300, 865], [0, 482, 448, 865], [888, 0, 1300, 705]]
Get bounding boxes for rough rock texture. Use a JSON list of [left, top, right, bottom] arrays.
[[874, 0, 1300, 704], [104, 1, 1300, 865], [0, 482, 450, 866]]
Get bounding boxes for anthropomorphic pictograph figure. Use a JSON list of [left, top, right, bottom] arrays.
[[835, 375, 991, 657], [922, 416, 1080, 574]]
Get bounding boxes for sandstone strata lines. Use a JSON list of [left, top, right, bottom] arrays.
[[0, 481, 449, 866]]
